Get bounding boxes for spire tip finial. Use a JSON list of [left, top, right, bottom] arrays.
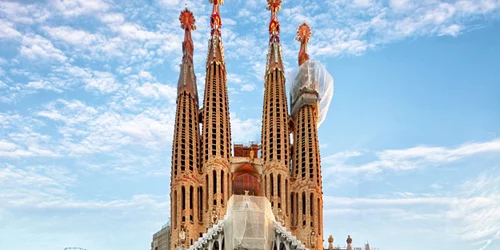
[[209, 0, 223, 36], [267, 0, 282, 11], [296, 22, 312, 43], [296, 22, 312, 65], [267, 0, 282, 40], [179, 8, 196, 31]]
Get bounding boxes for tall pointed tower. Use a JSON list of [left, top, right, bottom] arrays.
[[290, 23, 324, 248], [260, 0, 291, 227], [200, 0, 232, 228], [170, 9, 203, 250]]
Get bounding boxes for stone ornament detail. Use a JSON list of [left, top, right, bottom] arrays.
[[296, 23, 311, 66]]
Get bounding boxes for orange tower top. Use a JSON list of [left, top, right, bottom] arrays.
[[267, 0, 282, 43], [179, 8, 196, 57], [177, 8, 198, 98], [209, 0, 223, 37], [296, 23, 311, 66]]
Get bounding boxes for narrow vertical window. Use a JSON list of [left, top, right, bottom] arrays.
[[213, 170, 217, 194], [318, 198, 321, 232], [291, 192, 295, 226], [205, 175, 209, 210], [302, 192, 306, 215], [285, 179, 288, 216], [221, 171, 224, 205], [190, 186, 194, 210], [277, 174, 281, 197], [310, 193, 314, 227], [182, 186, 186, 210], [227, 172, 230, 195], [199, 187, 203, 222], [173, 190, 177, 229], [221, 172, 224, 194], [270, 174, 274, 197]]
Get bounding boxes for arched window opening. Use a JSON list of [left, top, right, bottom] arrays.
[[182, 186, 186, 210], [213, 170, 217, 194], [270, 174, 274, 197], [173, 190, 177, 229], [279, 242, 286, 250], [302, 192, 306, 215], [310, 193, 313, 216], [285, 179, 289, 216], [318, 197, 321, 233], [277, 174, 281, 197], [205, 175, 209, 210], [199, 187, 203, 222], [221, 171, 224, 195], [264, 175, 267, 197], [227, 172, 230, 195]]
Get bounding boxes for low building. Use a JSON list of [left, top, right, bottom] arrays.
[[151, 223, 171, 250]]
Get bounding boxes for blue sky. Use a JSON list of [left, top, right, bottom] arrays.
[[1, 0, 500, 249]]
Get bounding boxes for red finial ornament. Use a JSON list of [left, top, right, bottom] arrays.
[[179, 9, 196, 60], [296, 22, 311, 66], [209, 0, 224, 37], [180, 8, 196, 31], [267, 0, 282, 42]]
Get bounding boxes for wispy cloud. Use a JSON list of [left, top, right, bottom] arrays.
[[323, 139, 500, 176], [447, 167, 500, 245]]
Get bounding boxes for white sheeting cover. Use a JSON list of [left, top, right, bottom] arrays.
[[288, 60, 334, 127], [223, 195, 276, 250]]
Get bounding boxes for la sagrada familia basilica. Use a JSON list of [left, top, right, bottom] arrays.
[[150, 0, 374, 250]]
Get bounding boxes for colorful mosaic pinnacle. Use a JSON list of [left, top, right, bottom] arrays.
[[267, 0, 282, 42], [209, 0, 223, 36], [179, 9, 195, 59], [179, 8, 196, 31], [296, 22, 312, 66]]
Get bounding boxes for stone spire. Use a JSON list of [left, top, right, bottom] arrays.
[[260, 0, 290, 227], [264, 0, 285, 72], [290, 22, 323, 248], [177, 8, 198, 98], [206, 0, 226, 68], [170, 9, 202, 250], [200, 0, 232, 226]]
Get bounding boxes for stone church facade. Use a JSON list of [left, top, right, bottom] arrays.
[[168, 0, 329, 249]]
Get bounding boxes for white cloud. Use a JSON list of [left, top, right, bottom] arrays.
[[0, 19, 21, 39], [230, 114, 261, 143], [50, 0, 110, 17], [43, 26, 101, 46], [440, 24, 462, 36], [0, 140, 59, 158], [352, 0, 373, 8], [158, 0, 180, 7], [20, 34, 67, 62], [100, 12, 125, 24], [114, 23, 167, 41], [83, 70, 120, 93], [447, 168, 500, 244], [241, 84, 256, 92], [0, 2, 50, 24], [390, 0, 414, 12], [324, 139, 500, 175], [135, 82, 177, 101]]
